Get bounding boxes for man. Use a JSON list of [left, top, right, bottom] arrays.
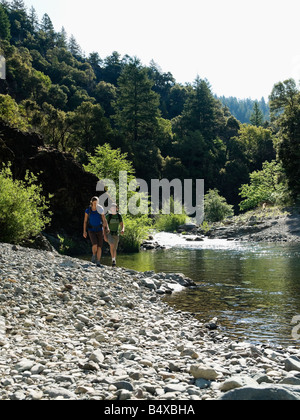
[[83, 197, 109, 267], [104, 203, 124, 267]]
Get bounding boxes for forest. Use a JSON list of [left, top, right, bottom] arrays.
[[0, 0, 299, 220]]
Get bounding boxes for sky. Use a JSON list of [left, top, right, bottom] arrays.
[[21, 0, 300, 100]]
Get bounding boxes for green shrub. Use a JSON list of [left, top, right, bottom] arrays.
[[239, 161, 290, 211], [120, 214, 152, 253], [204, 189, 234, 222], [155, 213, 187, 232], [57, 234, 77, 255], [0, 164, 52, 244], [154, 197, 187, 232], [200, 220, 211, 235]]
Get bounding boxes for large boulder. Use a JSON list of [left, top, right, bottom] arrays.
[[284, 357, 300, 373], [178, 223, 198, 232], [219, 384, 300, 401]]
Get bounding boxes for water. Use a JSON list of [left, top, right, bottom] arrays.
[[90, 233, 300, 347]]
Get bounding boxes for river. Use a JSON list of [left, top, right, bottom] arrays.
[[96, 233, 300, 347]]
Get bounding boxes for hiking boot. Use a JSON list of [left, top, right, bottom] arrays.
[[91, 255, 96, 264], [112, 261, 116, 267], [96, 261, 102, 268]]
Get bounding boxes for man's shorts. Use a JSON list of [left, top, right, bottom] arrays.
[[107, 233, 119, 248], [88, 231, 103, 248]]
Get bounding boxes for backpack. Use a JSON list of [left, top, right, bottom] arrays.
[[107, 213, 122, 225], [87, 207, 103, 230]]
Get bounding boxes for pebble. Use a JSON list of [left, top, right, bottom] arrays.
[[1, 242, 300, 400]]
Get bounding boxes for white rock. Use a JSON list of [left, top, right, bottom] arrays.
[[89, 349, 104, 364], [15, 359, 35, 373], [219, 375, 258, 392], [190, 365, 219, 380]]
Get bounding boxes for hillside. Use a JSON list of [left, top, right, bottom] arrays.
[[0, 0, 299, 234], [0, 1, 278, 207]]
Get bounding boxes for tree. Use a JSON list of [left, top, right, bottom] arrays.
[[180, 77, 219, 140], [8, 0, 30, 43], [0, 4, 11, 41], [114, 57, 161, 179], [218, 96, 270, 124], [88, 51, 102, 81], [172, 77, 229, 188], [277, 108, 300, 199], [239, 161, 288, 211], [47, 84, 68, 109], [250, 101, 264, 126], [71, 101, 111, 153], [204, 189, 234, 222], [102, 51, 124, 85], [270, 79, 300, 199], [3, 44, 51, 103], [168, 83, 189, 119], [28, 6, 39, 33], [172, 79, 229, 189], [0, 93, 29, 130], [40, 13, 55, 51], [84, 143, 135, 187], [115, 58, 160, 143], [68, 34, 82, 59], [94, 81, 117, 116], [269, 79, 298, 118], [40, 13, 54, 34], [234, 124, 275, 170], [173, 129, 225, 189], [0, 163, 52, 244], [40, 103, 73, 150], [56, 27, 68, 49], [84, 143, 136, 210], [29, 69, 52, 103], [147, 60, 175, 118]]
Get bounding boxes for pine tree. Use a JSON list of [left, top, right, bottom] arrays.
[[28, 6, 39, 33], [40, 13, 55, 35], [250, 101, 264, 127], [10, 0, 26, 11], [38, 13, 56, 53], [56, 27, 68, 49], [0, 4, 11, 40], [7, 0, 30, 42], [270, 80, 300, 199], [114, 57, 160, 143], [114, 57, 161, 178], [68, 34, 82, 59], [102, 51, 124, 85], [180, 77, 218, 140]]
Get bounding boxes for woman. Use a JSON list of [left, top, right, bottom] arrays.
[[83, 197, 109, 267], [104, 203, 125, 267]]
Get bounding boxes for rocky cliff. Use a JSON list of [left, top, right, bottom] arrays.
[[0, 122, 98, 236]]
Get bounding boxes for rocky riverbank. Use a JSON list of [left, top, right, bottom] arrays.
[[174, 207, 300, 244], [1, 242, 300, 401], [207, 212, 300, 244]]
